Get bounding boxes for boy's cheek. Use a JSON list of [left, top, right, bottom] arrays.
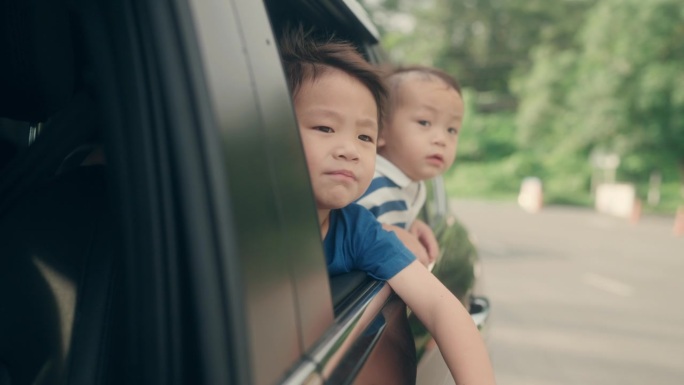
[[445, 153, 458, 169], [440, 145, 457, 168], [358, 173, 373, 193]]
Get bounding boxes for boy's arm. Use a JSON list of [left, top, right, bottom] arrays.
[[409, 219, 439, 263], [388, 261, 496, 385]]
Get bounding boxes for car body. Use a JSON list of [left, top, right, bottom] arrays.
[[0, 0, 488, 384]]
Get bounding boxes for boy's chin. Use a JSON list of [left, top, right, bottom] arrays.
[[415, 166, 448, 181], [317, 199, 353, 211], [316, 195, 363, 211]]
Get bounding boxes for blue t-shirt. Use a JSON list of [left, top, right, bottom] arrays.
[[324, 204, 416, 281]]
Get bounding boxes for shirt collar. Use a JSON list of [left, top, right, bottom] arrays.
[[375, 155, 414, 188]]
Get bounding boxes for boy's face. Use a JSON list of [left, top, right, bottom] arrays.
[[379, 77, 464, 181], [294, 68, 378, 211]]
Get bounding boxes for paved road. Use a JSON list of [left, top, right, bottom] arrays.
[[451, 200, 684, 385]]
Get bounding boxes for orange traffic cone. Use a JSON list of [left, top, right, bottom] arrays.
[[673, 206, 684, 237], [630, 199, 642, 224]]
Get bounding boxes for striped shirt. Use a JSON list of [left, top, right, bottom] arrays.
[[356, 155, 426, 229]]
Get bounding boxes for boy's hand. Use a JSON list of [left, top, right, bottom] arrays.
[[409, 219, 439, 263], [382, 224, 431, 266]]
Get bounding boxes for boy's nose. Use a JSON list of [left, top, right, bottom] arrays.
[[432, 129, 447, 146], [333, 140, 360, 161]]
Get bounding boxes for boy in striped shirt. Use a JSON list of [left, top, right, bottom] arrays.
[[356, 66, 464, 266]]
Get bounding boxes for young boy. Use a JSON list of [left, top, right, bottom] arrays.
[[356, 66, 464, 266], [279, 28, 495, 385]]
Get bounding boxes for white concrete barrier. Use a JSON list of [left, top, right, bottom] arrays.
[[595, 183, 635, 219], [518, 177, 543, 213]]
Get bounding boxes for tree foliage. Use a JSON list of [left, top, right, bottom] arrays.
[[361, 0, 592, 105], [361, 0, 684, 208], [516, 0, 684, 180]]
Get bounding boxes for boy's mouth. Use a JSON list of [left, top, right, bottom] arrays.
[[426, 154, 444, 166], [326, 169, 357, 181]]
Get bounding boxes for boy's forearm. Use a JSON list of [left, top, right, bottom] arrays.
[[431, 294, 496, 385], [389, 262, 496, 384]]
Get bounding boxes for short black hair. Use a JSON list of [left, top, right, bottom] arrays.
[[278, 25, 388, 130], [385, 65, 462, 121]]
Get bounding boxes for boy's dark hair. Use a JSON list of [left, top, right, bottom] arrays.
[[279, 26, 387, 130], [385, 65, 462, 120]]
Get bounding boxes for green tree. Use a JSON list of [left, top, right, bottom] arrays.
[[572, 0, 684, 180], [361, 0, 593, 111], [516, 0, 684, 188]]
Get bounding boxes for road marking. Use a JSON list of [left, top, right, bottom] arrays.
[[582, 272, 634, 297]]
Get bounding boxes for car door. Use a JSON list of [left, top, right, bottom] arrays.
[[80, 1, 334, 384]]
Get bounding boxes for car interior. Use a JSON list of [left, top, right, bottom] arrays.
[[1, 0, 116, 382]]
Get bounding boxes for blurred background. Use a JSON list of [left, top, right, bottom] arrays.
[[360, 1, 684, 384], [361, 0, 683, 213]]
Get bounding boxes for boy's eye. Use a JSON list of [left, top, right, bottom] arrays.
[[314, 126, 333, 133], [418, 120, 431, 127], [358, 134, 374, 143], [448, 127, 459, 135]]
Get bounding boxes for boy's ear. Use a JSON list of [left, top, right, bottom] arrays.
[[377, 132, 386, 148]]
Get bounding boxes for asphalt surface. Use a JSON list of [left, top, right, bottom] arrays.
[[450, 199, 684, 385]]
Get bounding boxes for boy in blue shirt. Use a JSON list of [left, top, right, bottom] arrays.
[[279, 28, 495, 384], [356, 66, 465, 266]]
